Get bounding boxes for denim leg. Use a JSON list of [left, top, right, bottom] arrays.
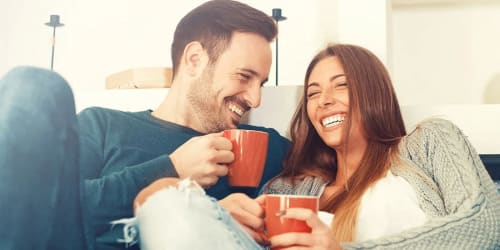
[[0, 67, 86, 249], [133, 183, 264, 250]]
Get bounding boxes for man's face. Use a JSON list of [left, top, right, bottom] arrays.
[[187, 32, 272, 133]]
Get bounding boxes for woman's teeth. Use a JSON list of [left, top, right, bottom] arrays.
[[229, 104, 243, 117], [322, 115, 345, 127]]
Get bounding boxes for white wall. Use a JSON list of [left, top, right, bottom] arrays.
[[240, 0, 338, 87], [337, 0, 392, 69], [392, 2, 500, 105], [1, 0, 396, 91], [1, 0, 346, 92], [2, 0, 200, 93], [0, 1, 7, 74], [6, 1, 498, 107]]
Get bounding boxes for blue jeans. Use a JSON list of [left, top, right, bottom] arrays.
[[0, 67, 86, 249], [116, 179, 264, 250]]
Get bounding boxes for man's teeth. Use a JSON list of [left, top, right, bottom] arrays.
[[322, 115, 345, 127], [229, 104, 243, 117]]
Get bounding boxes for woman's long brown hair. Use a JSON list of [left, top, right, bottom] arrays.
[[279, 44, 407, 241]]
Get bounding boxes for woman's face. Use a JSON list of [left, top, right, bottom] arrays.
[[306, 56, 365, 151]]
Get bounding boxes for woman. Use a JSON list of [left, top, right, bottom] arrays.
[[261, 44, 500, 249], [121, 44, 500, 249]]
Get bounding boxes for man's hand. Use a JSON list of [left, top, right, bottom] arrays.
[[219, 194, 268, 244], [170, 132, 234, 188]]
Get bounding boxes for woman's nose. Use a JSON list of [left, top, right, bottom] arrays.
[[318, 89, 335, 108]]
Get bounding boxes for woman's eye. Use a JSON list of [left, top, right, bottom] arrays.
[[307, 92, 319, 99], [336, 82, 348, 88]]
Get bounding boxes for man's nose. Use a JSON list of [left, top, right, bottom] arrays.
[[244, 83, 262, 108]]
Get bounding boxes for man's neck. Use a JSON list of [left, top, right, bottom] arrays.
[[152, 80, 195, 129]]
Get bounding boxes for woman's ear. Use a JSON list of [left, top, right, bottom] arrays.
[[181, 41, 209, 77]]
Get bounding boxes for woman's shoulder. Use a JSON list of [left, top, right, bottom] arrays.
[[261, 176, 295, 195], [404, 118, 465, 146], [261, 175, 327, 196], [399, 117, 472, 177], [411, 118, 459, 134]]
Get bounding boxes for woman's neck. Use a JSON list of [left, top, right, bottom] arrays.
[[320, 143, 367, 207], [334, 142, 367, 187]]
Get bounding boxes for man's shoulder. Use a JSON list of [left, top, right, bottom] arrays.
[[78, 107, 147, 122], [77, 107, 152, 135], [79, 106, 126, 117]]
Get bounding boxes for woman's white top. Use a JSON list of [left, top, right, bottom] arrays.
[[319, 170, 427, 242]]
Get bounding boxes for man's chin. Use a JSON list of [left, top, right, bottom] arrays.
[[226, 122, 238, 129], [227, 118, 240, 129]]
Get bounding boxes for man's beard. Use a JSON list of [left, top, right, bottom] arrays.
[[186, 68, 228, 133]]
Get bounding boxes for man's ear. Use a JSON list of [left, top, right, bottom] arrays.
[[181, 41, 209, 77]]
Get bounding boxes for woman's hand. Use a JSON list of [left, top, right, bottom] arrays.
[[268, 208, 342, 250], [219, 194, 268, 244]]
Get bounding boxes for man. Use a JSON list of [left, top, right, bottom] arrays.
[[0, 1, 289, 249]]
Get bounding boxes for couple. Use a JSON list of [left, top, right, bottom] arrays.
[[0, 0, 499, 250], [130, 40, 500, 249]]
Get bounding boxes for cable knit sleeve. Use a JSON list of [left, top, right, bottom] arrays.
[[342, 118, 500, 249]]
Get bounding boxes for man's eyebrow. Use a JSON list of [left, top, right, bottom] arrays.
[[237, 68, 259, 77], [237, 68, 268, 85]]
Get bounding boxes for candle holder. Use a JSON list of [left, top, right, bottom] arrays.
[[272, 8, 286, 87], [45, 15, 64, 71]]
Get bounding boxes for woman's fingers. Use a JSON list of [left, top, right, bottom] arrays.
[[269, 232, 314, 248], [281, 208, 327, 230], [268, 208, 340, 249]]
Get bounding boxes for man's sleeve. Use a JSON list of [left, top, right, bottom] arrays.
[[77, 108, 179, 246]]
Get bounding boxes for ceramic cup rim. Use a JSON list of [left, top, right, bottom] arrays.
[[223, 129, 269, 135], [266, 194, 319, 199]]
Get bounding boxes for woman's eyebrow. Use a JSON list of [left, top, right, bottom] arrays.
[[306, 82, 319, 90], [307, 74, 346, 90], [330, 74, 346, 82]]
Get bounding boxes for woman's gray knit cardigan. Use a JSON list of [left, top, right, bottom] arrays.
[[262, 118, 500, 249]]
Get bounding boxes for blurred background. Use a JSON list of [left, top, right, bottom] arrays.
[[2, 0, 499, 187], [2, 0, 499, 105]]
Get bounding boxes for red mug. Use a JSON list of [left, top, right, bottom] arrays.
[[264, 194, 319, 249], [223, 129, 269, 187]]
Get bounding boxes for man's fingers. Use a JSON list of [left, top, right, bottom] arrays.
[[205, 131, 224, 137], [208, 134, 233, 151], [212, 149, 234, 164], [214, 164, 229, 177], [197, 175, 219, 188]]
